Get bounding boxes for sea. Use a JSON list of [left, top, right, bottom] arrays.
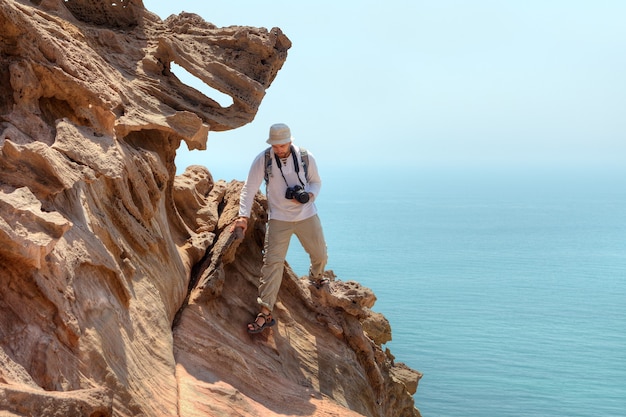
[[285, 165, 626, 417]]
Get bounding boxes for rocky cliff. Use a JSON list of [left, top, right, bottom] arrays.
[[0, 1, 421, 416]]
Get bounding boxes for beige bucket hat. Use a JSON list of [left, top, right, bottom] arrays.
[[266, 123, 294, 145]]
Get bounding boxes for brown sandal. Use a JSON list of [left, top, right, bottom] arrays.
[[309, 278, 330, 289], [247, 312, 276, 334]]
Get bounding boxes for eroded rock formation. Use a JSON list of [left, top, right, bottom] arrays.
[[0, 1, 421, 416]]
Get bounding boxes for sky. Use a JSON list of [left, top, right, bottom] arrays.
[[144, 1, 626, 180]]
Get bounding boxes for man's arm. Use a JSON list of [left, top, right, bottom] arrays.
[[304, 150, 322, 200], [232, 152, 265, 234]]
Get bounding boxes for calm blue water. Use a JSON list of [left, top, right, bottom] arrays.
[[286, 166, 626, 417]]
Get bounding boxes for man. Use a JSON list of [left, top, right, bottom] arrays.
[[232, 123, 328, 334]]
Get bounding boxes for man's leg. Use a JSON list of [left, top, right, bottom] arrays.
[[258, 219, 293, 311], [295, 215, 328, 281]]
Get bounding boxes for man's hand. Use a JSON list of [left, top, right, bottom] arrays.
[[231, 217, 248, 235]]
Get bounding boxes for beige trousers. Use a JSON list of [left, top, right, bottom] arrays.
[[257, 215, 327, 311]]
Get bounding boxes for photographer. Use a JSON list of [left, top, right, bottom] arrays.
[[233, 123, 328, 334]]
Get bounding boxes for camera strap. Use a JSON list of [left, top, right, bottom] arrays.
[[274, 145, 306, 188]]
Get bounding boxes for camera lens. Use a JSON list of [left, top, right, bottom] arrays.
[[295, 189, 309, 203]]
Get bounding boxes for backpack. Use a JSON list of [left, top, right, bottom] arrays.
[[263, 146, 309, 184]]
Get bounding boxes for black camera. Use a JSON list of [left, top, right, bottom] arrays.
[[285, 185, 310, 203]]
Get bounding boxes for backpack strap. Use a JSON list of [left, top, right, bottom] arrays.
[[264, 147, 272, 184], [300, 147, 309, 181]]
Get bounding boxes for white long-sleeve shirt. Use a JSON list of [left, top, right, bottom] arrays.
[[239, 145, 321, 221]]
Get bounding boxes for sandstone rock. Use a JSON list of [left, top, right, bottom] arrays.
[[0, 1, 421, 416], [0, 187, 72, 269]]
